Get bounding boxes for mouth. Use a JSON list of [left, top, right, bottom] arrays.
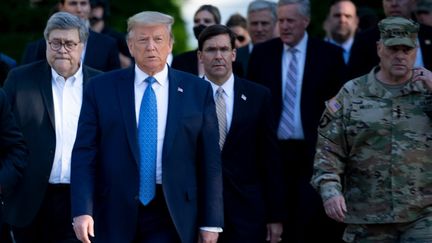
[[212, 64, 225, 69]]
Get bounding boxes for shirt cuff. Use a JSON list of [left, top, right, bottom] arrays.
[[200, 227, 223, 233], [320, 181, 342, 202]]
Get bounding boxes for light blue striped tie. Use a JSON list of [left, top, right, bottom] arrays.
[[278, 48, 298, 139], [138, 76, 157, 205]]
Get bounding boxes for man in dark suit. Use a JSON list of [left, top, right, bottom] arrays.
[[0, 88, 27, 243], [198, 24, 284, 243], [3, 12, 101, 243], [21, 0, 120, 72], [71, 11, 223, 243], [236, 0, 278, 74], [247, 0, 346, 242], [348, 0, 432, 79]]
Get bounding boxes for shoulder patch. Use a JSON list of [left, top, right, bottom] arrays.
[[319, 114, 332, 128], [327, 97, 342, 114]]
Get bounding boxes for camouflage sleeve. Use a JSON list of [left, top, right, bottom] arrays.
[[311, 92, 348, 202]]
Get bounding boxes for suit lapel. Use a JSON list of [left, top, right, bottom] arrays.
[[39, 61, 56, 130], [224, 77, 244, 150], [116, 68, 140, 164], [162, 68, 183, 162]]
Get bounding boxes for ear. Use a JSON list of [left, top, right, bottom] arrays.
[[197, 50, 203, 64], [232, 48, 237, 62]]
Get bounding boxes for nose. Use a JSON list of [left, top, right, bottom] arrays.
[[145, 39, 156, 50]]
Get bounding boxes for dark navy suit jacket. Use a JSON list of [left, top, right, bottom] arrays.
[[71, 66, 224, 243], [219, 76, 284, 242]]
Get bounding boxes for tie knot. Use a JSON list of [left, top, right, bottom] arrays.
[[216, 87, 224, 96], [145, 76, 157, 85], [288, 47, 298, 55]]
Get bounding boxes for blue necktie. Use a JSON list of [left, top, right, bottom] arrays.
[[138, 76, 157, 205], [278, 48, 298, 139]]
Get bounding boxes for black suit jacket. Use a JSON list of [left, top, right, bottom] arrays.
[[348, 24, 432, 79], [247, 37, 346, 175], [0, 88, 27, 198], [220, 76, 284, 241], [172, 49, 245, 77], [235, 45, 251, 75], [21, 30, 120, 72], [2, 60, 101, 227]]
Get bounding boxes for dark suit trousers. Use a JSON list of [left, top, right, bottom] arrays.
[[12, 184, 80, 243], [133, 185, 180, 243], [279, 140, 345, 243]]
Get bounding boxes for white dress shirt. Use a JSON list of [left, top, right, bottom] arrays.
[[134, 64, 169, 184], [205, 73, 235, 132], [281, 33, 308, 140], [135, 66, 222, 232], [49, 66, 83, 184]]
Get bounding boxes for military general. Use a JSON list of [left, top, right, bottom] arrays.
[[311, 17, 432, 242]]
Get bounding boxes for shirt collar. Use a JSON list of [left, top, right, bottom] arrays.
[[134, 64, 169, 87], [205, 73, 235, 98], [284, 32, 308, 54], [51, 64, 83, 84], [327, 37, 354, 53]]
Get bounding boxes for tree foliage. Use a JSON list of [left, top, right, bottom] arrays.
[[0, 0, 188, 63]]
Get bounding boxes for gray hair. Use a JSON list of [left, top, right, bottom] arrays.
[[44, 11, 89, 43], [127, 11, 174, 40], [278, 0, 310, 18], [247, 0, 277, 23]]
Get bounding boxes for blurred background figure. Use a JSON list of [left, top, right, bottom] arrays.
[[172, 4, 243, 77], [21, 0, 120, 72], [237, 0, 278, 73], [171, 4, 221, 76], [323, 0, 359, 64], [226, 13, 251, 48], [356, 6, 380, 32], [416, 0, 432, 27], [90, 0, 133, 68]]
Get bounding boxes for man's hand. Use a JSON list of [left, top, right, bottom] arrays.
[[323, 195, 347, 222], [413, 67, 432, 91], [72, 215, 94, 243], [198, 230, 219, 243], [266, 222, 283, 243]]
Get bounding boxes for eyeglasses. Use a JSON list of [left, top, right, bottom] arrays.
[[48, 40, 80, 52], [236, 35, 245, 42]]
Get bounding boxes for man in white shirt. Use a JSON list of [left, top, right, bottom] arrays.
[[2, 12, 101, 243]]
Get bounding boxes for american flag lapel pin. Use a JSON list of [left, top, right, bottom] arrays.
[[177, 87, 183, 93], [241, 94, 247, 101]]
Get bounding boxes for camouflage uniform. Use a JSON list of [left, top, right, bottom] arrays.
[[311, 66, 432, 225]]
